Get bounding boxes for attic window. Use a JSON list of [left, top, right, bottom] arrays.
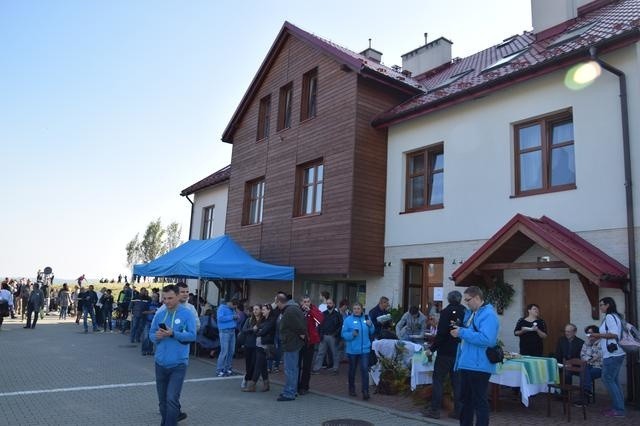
[[428, 69, 474, 93], [547, 22, 596, 48], [496, 35, 518, 49], [482, 49, 527, 73]]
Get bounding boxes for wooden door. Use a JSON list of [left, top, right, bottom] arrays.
[[523, 279, 570, 357]]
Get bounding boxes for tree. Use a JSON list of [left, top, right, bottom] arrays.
[[165, 222, 182, 252], [125, 233, 141, 268], [139, 218, 166, 263]]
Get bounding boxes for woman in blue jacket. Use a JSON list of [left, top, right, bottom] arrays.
[[341, 302, 375, 400]]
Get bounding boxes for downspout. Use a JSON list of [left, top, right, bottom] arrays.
[[589, 46, 638, 404], [182, 194, 195, 241]]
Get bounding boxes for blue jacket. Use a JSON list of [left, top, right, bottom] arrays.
[[150, 304, 196, 368], [341, 313, 375, 355], [454, 303, 500, 374], [217, 303, 236, 331]]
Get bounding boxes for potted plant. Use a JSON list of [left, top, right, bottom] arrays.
[[376, 342, 411, 395], [480, 277, 515, 315]]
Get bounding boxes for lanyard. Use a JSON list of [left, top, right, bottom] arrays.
[[163, 309, 176, 328]]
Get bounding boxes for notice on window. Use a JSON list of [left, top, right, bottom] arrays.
[[433, 287, 443, 301]]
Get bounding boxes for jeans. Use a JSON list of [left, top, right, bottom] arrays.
[[313, 335, 339, 372], [141, 321, 154, 354], [82, 305, 97, 331], [430, 354, 461, 415], [155, 362, 187, 426], [282, 350, 300, 399], [459, 369, 490, 426], [268, 336, 281, 370], [602, 355, 625, 413], [583, 365, 601, 392], [130, 315, 145, 343], [26, 305, 38, 328], [59, 305, 68, 320], [103, 309, 113, 331], [216, 329, 236, 373], [347, 352, 370, 394]]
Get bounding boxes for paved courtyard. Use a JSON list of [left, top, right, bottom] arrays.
[[0, 316, 431, 426]]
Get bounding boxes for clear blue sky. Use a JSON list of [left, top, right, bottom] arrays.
[[1, 0, 531, 280]]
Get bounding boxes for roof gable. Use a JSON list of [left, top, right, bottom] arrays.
[[180, 165, 230, 196], [221, 21, 424, 143], [451, 214, 628, 288], [374, 0, 640, 127]]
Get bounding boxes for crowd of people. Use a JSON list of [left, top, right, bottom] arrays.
[[1, 275, 630, 423]]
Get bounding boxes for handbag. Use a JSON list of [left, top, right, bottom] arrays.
[[472, 317, 503, 364]]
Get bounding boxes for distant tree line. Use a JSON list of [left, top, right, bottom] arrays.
[[125, 218, 182, 268]]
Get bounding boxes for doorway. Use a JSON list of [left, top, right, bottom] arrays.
[[523, 279, 570, 357]]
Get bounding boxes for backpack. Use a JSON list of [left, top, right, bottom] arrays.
[[617, 318, 640, 353]]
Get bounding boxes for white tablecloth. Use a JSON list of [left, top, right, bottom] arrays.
[[370, 339, 423, 387], [489, 357, 559, 407]]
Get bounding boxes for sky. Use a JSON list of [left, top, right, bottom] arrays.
[[1, 0, 532, 280]]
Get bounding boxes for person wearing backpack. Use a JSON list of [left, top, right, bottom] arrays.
[[591, 297, 626, 417]]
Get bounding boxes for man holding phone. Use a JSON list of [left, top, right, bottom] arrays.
[[150, 284, 197, 425]]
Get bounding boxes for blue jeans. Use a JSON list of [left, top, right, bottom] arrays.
[[130, 315, 145, 343], [216, 329, 236, 373], [268, 336, 281, 370], [459, 369, 490, 426], [583, 365, 601, 393], [347, 353, 370, 394], [141, 320, 154, 354], [282, 350, 300, 399], [82, 305, 97, 331], [103, 309, 113, 331], [155, 362, 187, 426], [602, 355, 625, 413]]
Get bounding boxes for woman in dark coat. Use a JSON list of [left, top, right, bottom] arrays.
[[245, 303, 276, 392]]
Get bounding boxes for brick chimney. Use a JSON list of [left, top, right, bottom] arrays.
[[531, 0, 601, 34], [401, 33, 452, 77]]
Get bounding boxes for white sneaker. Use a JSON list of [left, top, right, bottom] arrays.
[[241, 379, 247, 389]]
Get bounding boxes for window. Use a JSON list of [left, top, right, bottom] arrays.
[[405, 144, 444, 211], [403, 259, 443, 314], [514, 111, 575, 196], [277, 82, 293, 131], [243, 178, 265, 225], [295, 160, 323, 216], [256, 95, 271, 140], [201, 205, 215, 239], [300, 68, 318, 121]]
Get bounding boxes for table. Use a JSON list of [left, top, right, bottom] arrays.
[[370, 339, 423, 387], [490, 356, 560, 408]]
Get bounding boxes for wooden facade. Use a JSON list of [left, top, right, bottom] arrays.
[[224, 30, 411, 277]]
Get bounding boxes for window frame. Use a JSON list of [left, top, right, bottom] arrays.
[[513, 110, 576, 197], [404, 143, 444, 213], [201, 205, 215, 239], [294, 159, 324, 217], [243, 177, 265, 226], [256, 95, 271, 141], [300, 67, 318, 121], [277, 82, 293, 131]]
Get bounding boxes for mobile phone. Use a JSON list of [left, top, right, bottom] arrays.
[[159, 323, 167, 330]]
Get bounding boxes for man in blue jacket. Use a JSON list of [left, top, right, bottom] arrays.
[[150, 285, 197, 426], [450, 286, 499, 426], [216, 298, 238, 377]]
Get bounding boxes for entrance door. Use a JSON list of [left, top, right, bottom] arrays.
[[523, 279, 570, 357]]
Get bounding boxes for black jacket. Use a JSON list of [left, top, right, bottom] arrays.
[[256, 314, 276, 345], [430, 302, 466, 357], [555, 336, 584, 362], [318, 308, 343, 338]]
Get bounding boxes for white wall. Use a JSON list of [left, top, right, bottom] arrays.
[[386, 46, 639, 248]]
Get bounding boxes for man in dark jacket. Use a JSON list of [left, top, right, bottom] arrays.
[[25, 283, 44, 329], [423, 291, 466, 420], [82, 285, 99, 333], [312, 298, 342, 375], [368, 296, 390, 339], [276, 294, 306, 401], [555, 323, 584, 385]]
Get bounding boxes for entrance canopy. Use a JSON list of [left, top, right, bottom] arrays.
[[133, 235, 294, 281], [451, 214, 628, 318]]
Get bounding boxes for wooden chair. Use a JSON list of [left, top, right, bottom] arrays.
[[546, 358, 587, 422]]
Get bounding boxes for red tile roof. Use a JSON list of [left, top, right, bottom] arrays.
[[373, 0, 640, 128], [222, 21, 424, 143], [451, 214, 629, 288], [180, 165, 230, 196]]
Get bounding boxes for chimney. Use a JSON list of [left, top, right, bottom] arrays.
[[530, 0, 595, 34], [401, 33, 452, 77], [360, 38, 383, 63]]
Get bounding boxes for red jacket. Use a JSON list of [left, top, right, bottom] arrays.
[[304, 304, 324, 345]]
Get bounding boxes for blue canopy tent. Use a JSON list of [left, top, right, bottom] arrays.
[[133, 235, 294, 281]]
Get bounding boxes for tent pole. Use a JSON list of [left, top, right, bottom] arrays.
[[290, 280, 294, 298]]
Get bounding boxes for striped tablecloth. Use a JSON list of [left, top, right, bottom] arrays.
[[490, 356, 560, 406]]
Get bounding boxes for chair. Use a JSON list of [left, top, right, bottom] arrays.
[[547, 358, 587, 422]]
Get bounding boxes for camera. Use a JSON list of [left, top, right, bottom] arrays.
[[606, 342, 618, 353]]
